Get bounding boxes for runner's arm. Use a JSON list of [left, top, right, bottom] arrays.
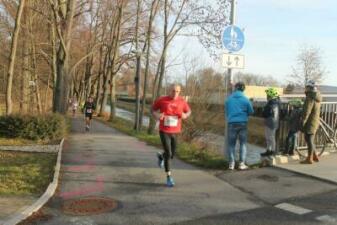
[[151, 98, 164, 120], [181, 102, 191, 119], [181, 110, 191, 119], [152, 108, 164, 120]]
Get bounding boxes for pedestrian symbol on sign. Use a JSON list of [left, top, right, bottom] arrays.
[[222, 25, 245, 52]]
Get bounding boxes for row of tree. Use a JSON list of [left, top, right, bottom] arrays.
[[0, 0, 326, 133], [0, 0, 230, 133]]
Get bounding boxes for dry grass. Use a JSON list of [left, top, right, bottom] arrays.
[[0, 151, 57, 195], [247, 117, 266, 147], [0, 138, 49, 146]]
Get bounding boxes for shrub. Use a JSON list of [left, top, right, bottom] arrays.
[[0, 114, 66, 141], [0, 115, 24, 138]]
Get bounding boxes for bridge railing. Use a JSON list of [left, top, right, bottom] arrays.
[[276, 102, 337, 152]]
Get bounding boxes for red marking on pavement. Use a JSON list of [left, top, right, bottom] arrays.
[[59, 176, 105, 199], [65, 155, 96, 172], [66, 164, 95, 172], [63, 142, 69, 150]]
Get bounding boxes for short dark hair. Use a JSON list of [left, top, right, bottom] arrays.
[[234, 82, 245, 91]]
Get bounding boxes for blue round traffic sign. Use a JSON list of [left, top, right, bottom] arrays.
[[222, 25, 245, 52]]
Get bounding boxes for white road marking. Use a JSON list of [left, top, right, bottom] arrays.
[[316, 215, 336, 223], [275, 203, 312, 215]]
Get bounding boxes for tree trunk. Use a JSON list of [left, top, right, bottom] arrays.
[[99, 70, 110, 116], [21, 27, 30, 114], [31, 39, 43, 114], [140, 0, 158, 128], [109, 3, 124, 122], [84, 55, 93, 99], [54, 49, 66, 112], [51, 19, 58, 111], [52, 0, 77, 114], [44, 71, 52, 112], [109, 75, 116, 121], [6, 0, 26, 115], [95, 72, 103, 113], [95, 23, 107, 114], [134, 0, 141, 130], [148, 0, 168, 134], [98, 45, 111, 116], [29, 10, 42, 114]]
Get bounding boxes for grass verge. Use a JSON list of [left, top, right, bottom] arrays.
[[96, 117, 228, 170], [0, 151, 57, 195], [0, 138, 56, 146]]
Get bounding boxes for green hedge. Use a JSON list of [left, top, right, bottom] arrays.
[[0, 114, 66, 141]]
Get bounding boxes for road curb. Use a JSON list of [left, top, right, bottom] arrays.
[[3, 138, 65, 225]]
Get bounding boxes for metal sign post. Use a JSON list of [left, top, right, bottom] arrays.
[[223, 0, 242, 159], [226, 0, 237, 95]]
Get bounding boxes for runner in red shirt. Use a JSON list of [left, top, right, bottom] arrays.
[[152, 84, 191, 187]]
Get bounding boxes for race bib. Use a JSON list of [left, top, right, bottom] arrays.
[[164, 116, 178, 127], [86, 109, 92, 114]]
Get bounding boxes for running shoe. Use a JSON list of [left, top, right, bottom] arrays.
[[166, 176, 175, 187]]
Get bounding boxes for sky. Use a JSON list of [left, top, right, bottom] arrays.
[[168, 0, 337, 86]]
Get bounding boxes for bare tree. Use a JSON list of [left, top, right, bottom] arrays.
[[233, 72, 280, 87], [193, 0, 230, 60], [48, 0, 77, 113], [139, 0, 159, 128], [148, 0, 201, 134], [5, 0, 26, 115], [290, 45, 326, 87]]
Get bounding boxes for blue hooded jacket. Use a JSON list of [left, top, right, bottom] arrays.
[[225, 91, 254, 123]]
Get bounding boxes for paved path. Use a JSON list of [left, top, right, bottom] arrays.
[[3, 116, 337, 225], [0, 196, 36, 224], [37, 117, 259, 225], [276, 152, 337, 185]]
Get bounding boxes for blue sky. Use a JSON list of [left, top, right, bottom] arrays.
[[169, 0, 337, 86]]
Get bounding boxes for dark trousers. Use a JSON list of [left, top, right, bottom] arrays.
[[304, 133, 316, 157], [284, 130, 298, 154], [159, 131, 177, 172]]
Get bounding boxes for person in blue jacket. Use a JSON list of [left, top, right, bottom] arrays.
[[225, 82, 254, 170]]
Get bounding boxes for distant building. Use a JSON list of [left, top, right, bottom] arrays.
[[245, 85, 284, 99], [204, 85, 284, 105]]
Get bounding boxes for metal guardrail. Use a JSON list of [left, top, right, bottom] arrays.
[[276, 102, 337, 151]]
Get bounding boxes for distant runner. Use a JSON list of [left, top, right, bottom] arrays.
[[152, 84, 191, 187], [71, 97, 78, 117], [83, 96, 96, 131]]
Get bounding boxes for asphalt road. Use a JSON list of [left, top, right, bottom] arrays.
[[24, 117, 337, 225]]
